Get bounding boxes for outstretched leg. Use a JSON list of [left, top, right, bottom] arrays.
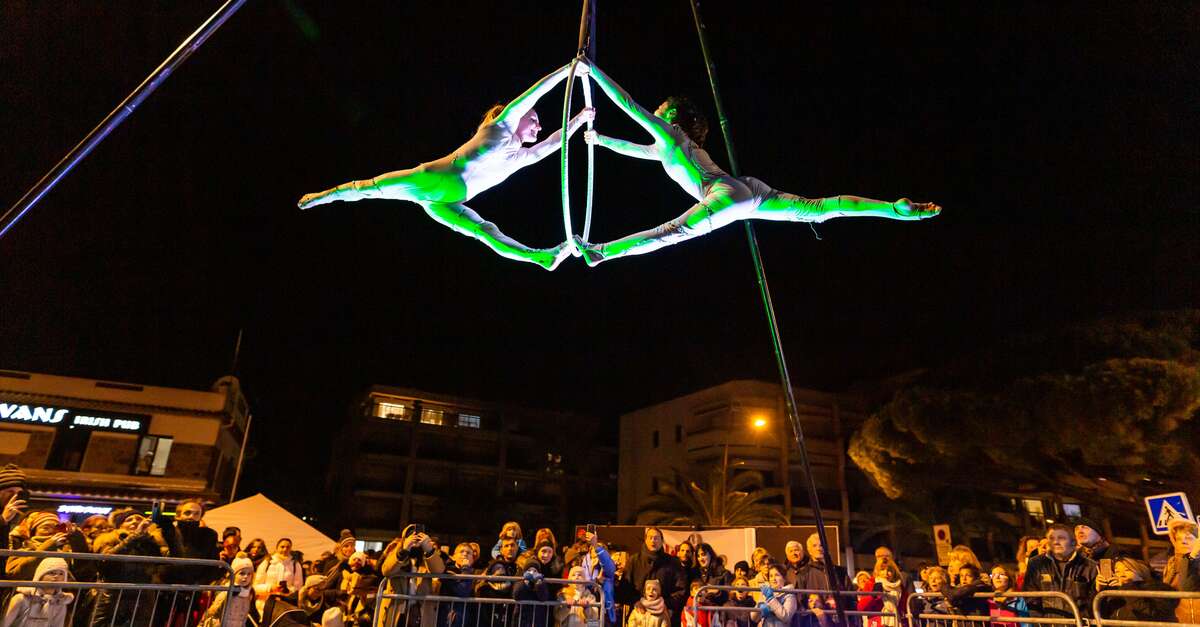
[[756, 189, 940, 223], [298, 166, 462, 210], [424, 202, 572, 271], [576, 186, 741, 266]]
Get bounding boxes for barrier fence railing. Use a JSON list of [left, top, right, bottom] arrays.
[[0, 548, 236, 627], [372, 572, 605, 627], [906, 592, 1084, 627], [1092, 589, 1200, 627], [695, 584, 903, 625]]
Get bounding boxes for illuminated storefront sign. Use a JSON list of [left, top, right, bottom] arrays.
[[58, 504, 114, 515], [0, 402, 149, 434]]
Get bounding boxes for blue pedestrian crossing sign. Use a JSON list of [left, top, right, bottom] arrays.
[[1144, 492, 1193, 535]]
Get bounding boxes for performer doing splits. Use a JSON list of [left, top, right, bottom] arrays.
[[299, 63, 595, 270], [574, 62, 940, 265]]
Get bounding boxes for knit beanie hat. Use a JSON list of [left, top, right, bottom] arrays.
[[35, 557, 69, 581], [1072, 517, 1104, 537], [337, 529, 356, 549], [231, 554, 255, 576], [25, 512, 60, 536], [0, 464, 26, 490], [305, 574, 326, 589]]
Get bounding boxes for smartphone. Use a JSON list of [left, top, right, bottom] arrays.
[[1099, 559, 1113, 580], [587, 524, 597, 535], [151, 500, 163, 519], [413, 523, 425, 535], [13, 488, 29, 504]]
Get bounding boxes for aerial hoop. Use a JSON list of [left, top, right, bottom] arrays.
[[560, 0, 597, 246]]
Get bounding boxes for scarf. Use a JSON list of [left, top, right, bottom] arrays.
[[638, 596, 667, 616]]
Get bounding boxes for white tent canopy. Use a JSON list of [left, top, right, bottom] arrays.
[[204, 493, 336, 560]]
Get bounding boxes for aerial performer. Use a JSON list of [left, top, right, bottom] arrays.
[[298, 63, 595, 270], [572, 61, 941, 265]]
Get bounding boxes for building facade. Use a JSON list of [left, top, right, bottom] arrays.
[[0, 369, 250, 520], [619, 380, 867, 564], [326, 385, 618, 549]]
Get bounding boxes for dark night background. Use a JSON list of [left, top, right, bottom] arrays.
[[1, 2, 1196, 515]]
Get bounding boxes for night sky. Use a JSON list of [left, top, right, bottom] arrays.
[[2, 2, 1196, 511]]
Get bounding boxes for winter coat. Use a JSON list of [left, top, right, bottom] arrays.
[[200, 585, 258, 627], [1164, 553, 1200, 623], [619, 549, 687, 616], [512, 570, 551, 627], [253, 553, 304, 607], [858, 578, 906, 627], [379, 539, 445, 627], [628, 602, 671, 627], [556, 586, 600, 627], [945, 580, 992, 616], [436, 565, 480, 627], [1098, 580, 1179, 623], [1022, 552, 1098, 618], [986, 594, 1029, 627], [159, 520, 221, 585], [91, 527, 168, 583], [756, 587, 797, 627], [2, 587, 73, 627], [720, 597, 756, 627], [693, 566, 733, 608], [5, 532, 90, 581], [2, 559, 74, 627], [324, 561, 380, 624]]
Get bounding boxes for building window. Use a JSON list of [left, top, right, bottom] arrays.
[[134, 435, 173, 476], [652, 430, 659, 448], [458, 414, 481, 428], [375, 402, 409, 421], [1062, 503, 1082, 518], [1022, 498, 1046, 525], [420, 408, 444, 425], [674, 425, 682, 443]]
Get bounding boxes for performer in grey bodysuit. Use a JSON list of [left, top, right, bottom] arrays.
[[299, 63, 594, 270]]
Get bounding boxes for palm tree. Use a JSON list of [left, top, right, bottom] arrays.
[[634, 461, 789, 526]]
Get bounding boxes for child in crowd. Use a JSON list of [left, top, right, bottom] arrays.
[[720, 577, 756, 627], [557, 565, 600, 627], [2, 558, 74, 627], [682, 579, 711, 627], [201, 553, 259, 627], [628, 580, 671, 627]]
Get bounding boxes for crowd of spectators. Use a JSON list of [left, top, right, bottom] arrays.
[[2, 463, 1199, 627]]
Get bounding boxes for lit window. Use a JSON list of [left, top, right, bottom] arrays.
[[420, 408, 444, 425], [458, 414, 481, 428], [1062, 503, 1082, 518], [376, 402, 409, 421], [134, 436, 173, 476]]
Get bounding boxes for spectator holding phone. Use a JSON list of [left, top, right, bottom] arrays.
[[380, 523, 445, 627], [254, 538, 304, 610], [1097, 557, 1177, 622], [0, 465, 29, 546], [5, 512, 89, 581]]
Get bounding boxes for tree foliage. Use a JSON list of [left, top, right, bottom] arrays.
[[635, 465, 789, 526], [849, 310, 1200, 502]]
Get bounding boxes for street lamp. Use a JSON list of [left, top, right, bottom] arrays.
[[752, 416, 767, 429]]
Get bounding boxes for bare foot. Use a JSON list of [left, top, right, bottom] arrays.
[[572, 235, 605, 267], [541, 242, 574, 271], [892, 198, 941, 220]]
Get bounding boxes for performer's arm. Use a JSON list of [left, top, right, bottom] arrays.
[[521, 108, 595, 163], [497, 63, 574, 127], [585, 130, 658, 160], [582, 62, 673, 146]]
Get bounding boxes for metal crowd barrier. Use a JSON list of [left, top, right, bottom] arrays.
[[1, 548, 236, 627], [695, 584, 903, 626], [1092, 589, 1200, 627], [372, 571, 606, 627], [905, 592, 1084, 627]]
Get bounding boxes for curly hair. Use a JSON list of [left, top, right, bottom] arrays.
[[664, 96, 709, 147]]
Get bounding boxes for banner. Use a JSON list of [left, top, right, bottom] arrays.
[[661, 527, 757, 568]]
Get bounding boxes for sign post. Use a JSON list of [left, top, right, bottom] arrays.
[[933, 524, 953, 566], [1144, 492, 1194, 535]]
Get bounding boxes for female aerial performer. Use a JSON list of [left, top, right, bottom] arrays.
[[298, 63, 595, 270], [572, 61, 941, 265]]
